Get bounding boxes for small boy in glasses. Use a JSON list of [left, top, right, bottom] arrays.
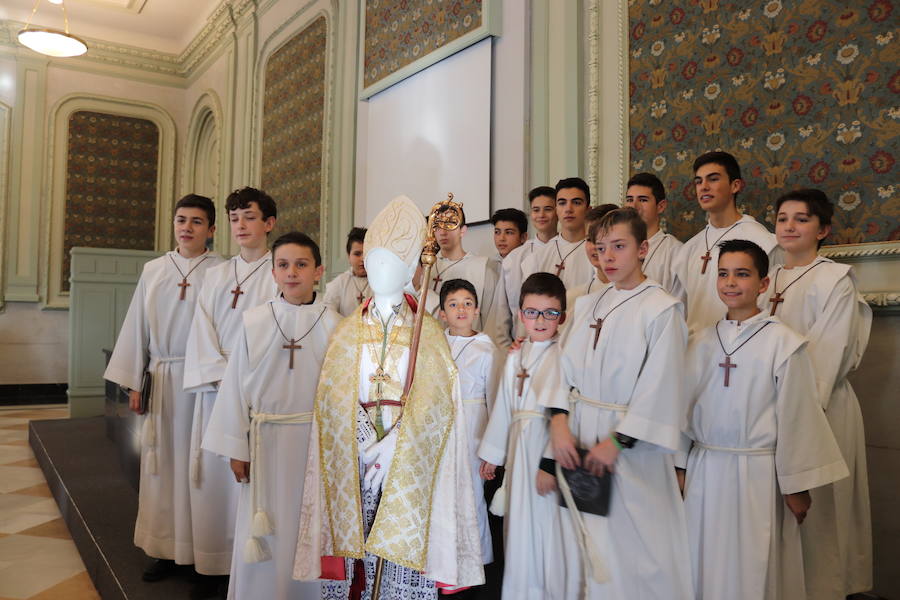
[[478, 272, 579, 599]]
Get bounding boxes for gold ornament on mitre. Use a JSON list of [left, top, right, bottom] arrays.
[[364, 195, 425, 269]]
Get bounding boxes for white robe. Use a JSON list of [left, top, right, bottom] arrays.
[[183, 252, 277, 574], [445, 330, 500, 564], [759, 259, 872, 598], [543, 280, 694, 600], [479, 339, 579, 600], [103, 250, 223, 564], [673, 214, 778, 334], [642, 229, 683, 296], [426, 252, 499, 336], [521, 235, 593, 292], [202, 298, 340, 600], [322, 269, 370, 317], [683, 312, 848, 600]]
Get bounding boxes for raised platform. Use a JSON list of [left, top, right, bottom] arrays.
[[28, 416, 196, 600]]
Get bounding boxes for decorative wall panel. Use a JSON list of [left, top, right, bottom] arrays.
[[363, 0, 483, 89], [628, 0, 899, 245], [261, 16, 327, 242], [63, 111, 158, 291]]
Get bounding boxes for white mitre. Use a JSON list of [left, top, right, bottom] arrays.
[[364, 195, 425, 269]]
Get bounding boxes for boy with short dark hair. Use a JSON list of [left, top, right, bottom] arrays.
[[323, 227, 369, 317], [439, 278, 500, 566], [490, 208, 528, 262], [566, 204, 618, 307], [522, 178, 594, 291], [104, 194, 224, 582], [683, 238, 847, 600], [674, 151, 779, 334], [202, 231, 340, 600], [761, 189, 872, 599], [182, 187, 278, 589], [624, 172, 682, 295], [479, 272, 578, 599], [545, 207, 693, 599]]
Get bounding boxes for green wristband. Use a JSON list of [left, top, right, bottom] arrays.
[[609, 433, 623, 451]]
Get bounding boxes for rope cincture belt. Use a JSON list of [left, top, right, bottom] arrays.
[[243, 410, 314, 564], [142, 356, 185, 476], [568, 389, 628, 413], [462, 397, 487, 405], [694, 441, 775, 456], [190, 349, 232, 484]]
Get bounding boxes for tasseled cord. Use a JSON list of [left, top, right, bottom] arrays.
[[243, 415, 274, 564], [141, 396, 158, 475], [190, 396, 203, 484], [556, 463, 609, 588]]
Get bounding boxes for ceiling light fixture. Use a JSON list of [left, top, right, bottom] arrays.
[[17, 0, 88, 58]]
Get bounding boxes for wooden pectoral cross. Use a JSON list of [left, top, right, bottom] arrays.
[[432, 273, 443, 292], [700, 251, 712, 274], [769, 292, 784, 316], [719, 355, 736, 387], [356, 291, 365, 305], [283, 339, 302, 369], [555, 262, 565, 277], [178, 278, 191, 300], [516, 367, 530, 397], [590, 318, 603, 350], [230, 286, 244, 309]]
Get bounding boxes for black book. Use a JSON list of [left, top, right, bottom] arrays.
[[140, 371, 152, 413], [556, 448, 613, 516]]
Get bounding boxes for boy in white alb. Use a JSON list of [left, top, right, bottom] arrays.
[[545, 208, 693, 599], [323, 227, 369, 317], [521, 178, 593, 291], [673, 151, 779, 334], [479, 273, 578, 600], [183, 187, 278, 591], [761, 189, 872, 599], [683, 239, 848, 600], [103, 194, 223, 582], [202, 232, 340, 600], [623, 172, 682, 295], [439, 278, 500, 566]]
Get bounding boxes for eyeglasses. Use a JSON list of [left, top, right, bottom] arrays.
[[521, 308, 562, 321]]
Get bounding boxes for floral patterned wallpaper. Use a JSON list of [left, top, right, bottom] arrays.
[[64, 111, 158, 291], [364, 0, 483, 89], [261, 16, 327, 242], [628, 0, 899, 245]]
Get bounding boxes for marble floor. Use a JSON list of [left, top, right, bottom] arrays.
[[0, 407, 100, 600]]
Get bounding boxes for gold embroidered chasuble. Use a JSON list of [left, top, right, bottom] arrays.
[[314, 298, 459, 571]]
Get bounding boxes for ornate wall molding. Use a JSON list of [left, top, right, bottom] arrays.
[[183, 90, 227, 254], [42, 94, 177, 309], [0, 102, 10, 310], [820, 240, 900, 261]]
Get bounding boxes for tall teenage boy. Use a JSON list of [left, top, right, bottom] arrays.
[[623, 172, 682, 295], [104, 194, 223, 581]]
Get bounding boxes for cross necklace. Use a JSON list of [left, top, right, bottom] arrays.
[[230, 257, 270, 309], [516, 340, 556, 397], [553, 239, 586, 277], [168, 253, 211, 300], [451, 337, 478, 363], [588, 284, 652, 350], [351, 276, 370, 305], [714, 319, 772, 387], [700, 221, 744, 274], [768, 259, 826, 316], [432, 255, 467, 292], [642, 234, 665, 272], [270, 301, 327, 369], [365, 302, 407, 439]]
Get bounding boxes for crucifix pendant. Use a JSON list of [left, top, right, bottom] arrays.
[[590, 318, 603, 350], [283, 339, 302, 369], [555, 262, 565, 277], [700, 251, 712, 274], [769, 292, 784, 316], [230, 285, 244, 309], [356, 291, 365, 304], [719, 355, 736, 387], [515, 367, 530, 397], [178, 278, 190, 300], [432, 274, 442, 292]]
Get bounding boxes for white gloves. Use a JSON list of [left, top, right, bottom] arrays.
[[362, 426, 399, 493]]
